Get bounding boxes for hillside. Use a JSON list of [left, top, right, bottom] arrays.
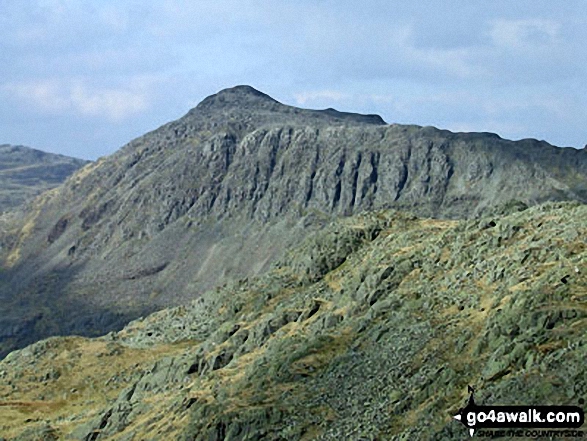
[[0, 144, 88, 213], [0, 202, 585, 439], [1, 85, 586, 359]]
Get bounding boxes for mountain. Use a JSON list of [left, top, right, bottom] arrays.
[[0, 202, 585, 439], [0, 144, 88, 213], [0, 85, 586, 359]]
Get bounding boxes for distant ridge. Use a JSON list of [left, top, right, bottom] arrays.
[[0, 144, 88, 213]]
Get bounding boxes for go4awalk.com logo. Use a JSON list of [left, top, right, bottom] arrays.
[[453, 386, 585, 438]]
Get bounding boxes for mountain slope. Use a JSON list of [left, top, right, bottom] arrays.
[[0, 144, 88, 213], [0, 202, 585, 439], [0, 85, 586, 359]]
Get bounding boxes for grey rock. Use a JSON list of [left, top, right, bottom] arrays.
[[1, 86, 587, 360]]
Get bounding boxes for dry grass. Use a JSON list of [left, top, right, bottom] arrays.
[[0, 337, 188, 438]]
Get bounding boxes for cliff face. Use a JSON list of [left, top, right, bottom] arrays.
[[0, 85, 586, 358]]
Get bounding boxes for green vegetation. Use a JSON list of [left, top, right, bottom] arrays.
[[1, 202, 585, 439]]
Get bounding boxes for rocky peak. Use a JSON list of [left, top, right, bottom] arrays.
[[194, 85, 280, 112], [186, 85, 386, 128]]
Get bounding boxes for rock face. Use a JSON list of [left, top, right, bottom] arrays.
[[0, 202, 586, 439], [0, 85, 586, 358], [0, 144, 88, 213]]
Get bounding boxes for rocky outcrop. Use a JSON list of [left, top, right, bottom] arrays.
[[1, 202, 585, 439], [0, 86, 586, 358]]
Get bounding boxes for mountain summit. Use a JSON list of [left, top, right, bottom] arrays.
[[184, 85, 386, 128], [196, 85, 280, 109], [0, 86, 586, 358]]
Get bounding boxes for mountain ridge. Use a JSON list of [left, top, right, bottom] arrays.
[[0, 86, 586, 359], [190, 85, 387, 126], [0, 144, 88, 213]]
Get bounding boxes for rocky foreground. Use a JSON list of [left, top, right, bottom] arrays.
[[0, 201, 585, 440]]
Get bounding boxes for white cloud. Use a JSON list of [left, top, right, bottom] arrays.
[[449, 121, 528, 137], [0, 1, 585, 156], [2, 80, 69, 112], [489, 19, 561, 50], [2, 79, 151, 120], [393, 25, 480, 79], [97, 5, 130, 33], [480, 96, 566, 118], [294, 90, 350, 106], [69, 84, 149, 120]]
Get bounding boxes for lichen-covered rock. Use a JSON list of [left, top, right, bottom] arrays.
[[2, 201, 585, 439]]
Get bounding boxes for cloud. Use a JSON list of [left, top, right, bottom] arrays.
[[387, 89, 580, 145], [395, 26, 479, 79], [96, 4, 130, 33], [2, 79, 151, 120], [489, 18, 561, 50], [449, 121, 529, 137], [294, 90, 350, 106], [69, 84, 149, 120], [1, 1, 586, 157], [2, 81, 63, 112]]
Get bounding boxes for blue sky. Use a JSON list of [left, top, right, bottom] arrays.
[[1, 0, 585, 159]]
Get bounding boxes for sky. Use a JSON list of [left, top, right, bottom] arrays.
[[1, 0, 586, 160]]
